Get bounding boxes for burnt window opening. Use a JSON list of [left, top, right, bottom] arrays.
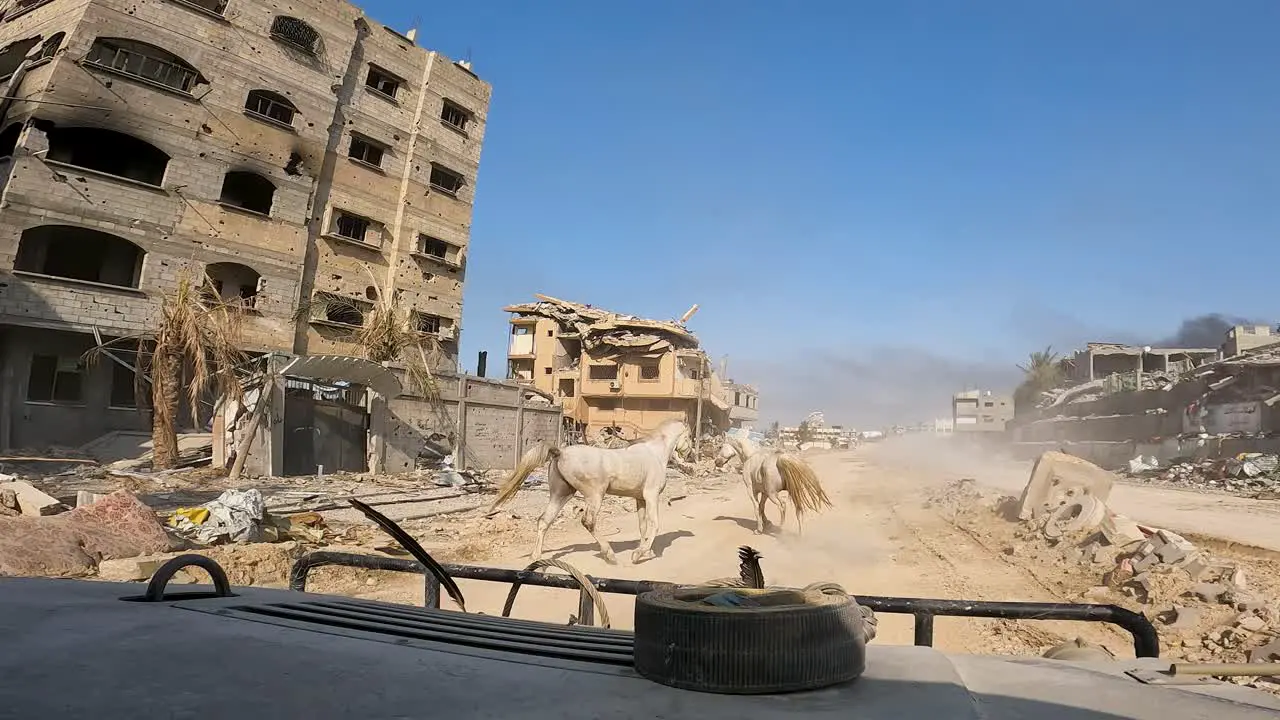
[[313, 292, 365, 327], [84, 38, 202, 94], [15, 225, 144, 288], [204, 262, 261, 308], [417, 234, 449, 259], [348, 135, 384, 167], [0, 122, 21, 158], [428, 164, 464, 195], [37, 32, 64, 61], [171, 0, 229, 16], [219, 170, 275, 215], [245, 90, 296, 126], [588, 364, 619, 381], [270, 16, 321, 55], [109, 360, 138, 408], [440, 100, 469, 131], [332, 211, 371, 243], [365, 65, 401, 99], [27, 354, 83, 404], [415, 312, 442, 335], [0, 37, 39, 78], [638, 363, 660, 381], [45, 127, 169, 185]]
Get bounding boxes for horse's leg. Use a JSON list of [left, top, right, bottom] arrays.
[[755, 491, 768, 534], [770, 489, 787, 532], [580, 490, 617, 564], [531, 465, 575, 561], [632, 475, 663, 564]]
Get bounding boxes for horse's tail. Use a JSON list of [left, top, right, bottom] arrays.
[[776, 454, 832, 519], [489, 442, 560, 510]]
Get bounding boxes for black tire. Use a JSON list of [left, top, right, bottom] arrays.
[[632, 586, 867, 694]]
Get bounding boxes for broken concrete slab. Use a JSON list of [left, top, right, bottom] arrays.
[[97, 556, 171, 582], [1235, 613, 1268, 633], [1164, 605, 1203, 631], [0, 480, 63, 517], [1189, 583, 1229, 603], [1017, 451, 1116, 521], [1100, 513, 1145, 547], [1153, 529, 1198, 565], [1247, 638, 1280, 663]]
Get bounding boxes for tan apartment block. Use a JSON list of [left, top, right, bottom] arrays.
[[505, 295, 732, 441], [723, 381, 759, 429], [953, 389, 1013, 432], [0, 0, 489, 449]]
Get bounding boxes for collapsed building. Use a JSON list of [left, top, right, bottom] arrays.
[[1012, 332, 1280, 468], [504, 294, 743, 442], [0, 0, 487, 452]]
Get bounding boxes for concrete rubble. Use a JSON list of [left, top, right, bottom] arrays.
[[502, 294, 700, 355], [1006, 451, 1280, 675], [1124, 453, 1280, 497]]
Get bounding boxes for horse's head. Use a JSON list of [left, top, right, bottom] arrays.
[[655, 419, 692, 455], [714, 440, 738, 467]]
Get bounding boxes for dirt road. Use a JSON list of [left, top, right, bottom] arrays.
[[336, 441, 1162, 657], [869, 437, 1280, 552]]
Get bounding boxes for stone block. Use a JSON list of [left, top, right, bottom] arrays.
[[1100, 513, 1145, 547], [97, 555, 170, 582], [1189, 583, 1228, 603], [1164, 605, 1202, 631], [0, 480, 63, 517]]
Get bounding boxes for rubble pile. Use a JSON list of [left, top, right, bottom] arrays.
[[1011, 452, 1280, 678], [1125, 453, 1280, 497]]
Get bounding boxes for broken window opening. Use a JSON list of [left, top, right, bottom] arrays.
[[429, 164, 464, 195], [245, 89, 296, 126], [417, 234, 450, 260], [331, 211, 371, 243], [45, 126, 170, 186], [204, 262, 261, 309], [218, 170, 275, 215], [37, 32, 63, 61], [348, 135, 384, 168], [365, 65, 401, 99], [27, 354, 83, 404], [415, 312, 442, 335], [638, 363, 660, 381], [589, 364, 619, 381], [15, 225, 144, 288], [0, 122, 20, 158], [0, 37, 39, 78], [109, 359, 139, 408], [169, 0, 229, 16], [440, 100, 469, 131], [313, 292, 365, 327], [270, 16, 321, 55], [558, 379, 576, 398], [85, 38, 202, 94]]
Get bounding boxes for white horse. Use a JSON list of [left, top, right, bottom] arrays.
[[716, 436, 832, 534], [489, 419, 691, 565]]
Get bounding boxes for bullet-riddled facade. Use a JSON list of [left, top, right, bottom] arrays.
[[0, 0, 489, 449]]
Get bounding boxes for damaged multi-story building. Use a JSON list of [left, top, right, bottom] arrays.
[[1012, 333, 1280, 468], [504, 294, 739, 442], [0, 0, 488, 450]]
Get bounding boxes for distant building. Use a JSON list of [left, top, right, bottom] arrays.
[[724, 382, 758, 429], [1068, 343, 1219, 384], [953, 390, 1013, 432], [1223, 325, 1279, 357]]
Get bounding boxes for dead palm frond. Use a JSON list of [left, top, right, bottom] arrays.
[[86, 270, 250, 470]]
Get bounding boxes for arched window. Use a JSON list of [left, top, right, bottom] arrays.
[[45, 127, 169, 186], [0, 37, 39, 77], [204, 262, 262, 308], [15, 225, 145, 288], [270, 16, 321, 55], [218, 170, 275, 215], [244, 89, 296, 126], [37, 32, 64, 61], [84, 37, 203, 93]]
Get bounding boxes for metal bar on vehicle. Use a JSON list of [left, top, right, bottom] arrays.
[[287, 552, 1159, 658]]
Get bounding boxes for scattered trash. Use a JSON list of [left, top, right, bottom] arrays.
[[170, 488, 266, 544]]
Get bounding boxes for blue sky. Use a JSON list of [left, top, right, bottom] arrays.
[[361, 0, 1280, 425]]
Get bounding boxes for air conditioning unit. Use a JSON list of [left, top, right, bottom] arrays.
[[609, 380, 621, 391]]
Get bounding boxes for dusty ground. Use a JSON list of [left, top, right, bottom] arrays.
[[296, 438, 1276, 664]]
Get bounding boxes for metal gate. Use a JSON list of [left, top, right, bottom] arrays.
[[282, 378, 367, 476]]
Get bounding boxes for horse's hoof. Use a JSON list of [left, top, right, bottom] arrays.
[[631, 551, 654, 564], [602, 553, 618, 565]]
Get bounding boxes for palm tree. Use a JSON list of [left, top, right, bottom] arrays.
[[89, 271, 250, 469], [1014, 346, 1065, 412]]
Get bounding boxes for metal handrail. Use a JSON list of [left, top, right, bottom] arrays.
[[288, 551, 1159, 657]]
